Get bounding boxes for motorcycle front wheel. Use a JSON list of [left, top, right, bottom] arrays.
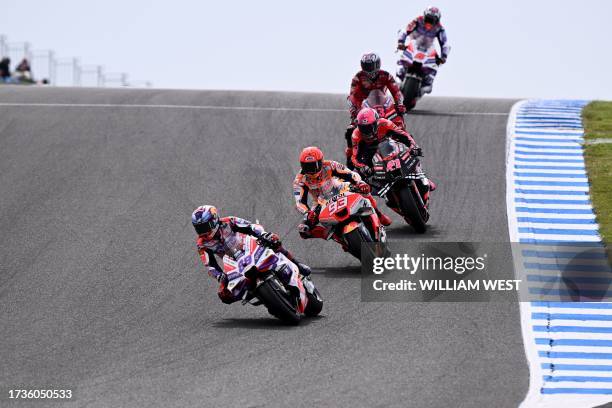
[[255, 277, 301, 325], [344, 226, 374, 260], [397, 185, 427, 233], [304, 285, 323, 317]]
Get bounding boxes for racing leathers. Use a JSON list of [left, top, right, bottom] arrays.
[[345, 70, 404, 162], [293, 160, 391, 240], [351, 117, 416, 172], [396, 16, 450, 94], [196, 216, 310, 304], [348, 70, 404, 120]]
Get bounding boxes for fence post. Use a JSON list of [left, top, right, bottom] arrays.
[[73, 58, 80, 86], [0, 35, 6, 57], [97, 65, 103, 87], [24, 42, 32, 62]]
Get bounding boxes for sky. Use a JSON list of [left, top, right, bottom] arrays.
[[2, 0, 612, 100]]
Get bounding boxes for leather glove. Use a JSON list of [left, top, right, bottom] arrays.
[[435, 56, 446, 65], [306, 210, 319, 226], [260, 232, 281, 249], [397, 43, 406, 51], [357, 181, 371, 194], [359, 165, 373, 178], [208, 267, 223, 282], [411, 146, 423, 157], [395, 103, 406, 114]]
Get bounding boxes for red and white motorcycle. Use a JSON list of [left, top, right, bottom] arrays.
[[397, 35, 441, 110], [222, 229, 323, 324], [362, 89, 406, 130], [304, 184, 387, 261]]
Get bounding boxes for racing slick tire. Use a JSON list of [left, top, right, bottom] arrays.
[[255, 277, 301, 325]]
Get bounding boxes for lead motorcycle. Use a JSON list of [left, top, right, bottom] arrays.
[[302, 184, 387, 261], [397, 35, 442, 110], [222, 229, 323, 324], [367, 138, 432, 233]]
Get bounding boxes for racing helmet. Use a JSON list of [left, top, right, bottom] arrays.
[[300, 146, 324, 177], [424, 6, 441, 26], [360, 53, 381, 79], [356, 108, 380, 141], [192, 205, 220, 239]]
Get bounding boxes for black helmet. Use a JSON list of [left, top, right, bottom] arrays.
[[360, 53, 381, 79], [424, 6, 441, 26]]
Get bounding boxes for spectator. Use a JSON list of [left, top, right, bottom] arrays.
[[15, 58, 32, 81], [0, 57, 10, 82]]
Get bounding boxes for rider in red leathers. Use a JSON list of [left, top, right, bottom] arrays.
[[345, 53, 406, 167], [351, 108, 416, 173], [192, 205, 311, 304], [351, 107, 436, 184], [294, 147, 393, 242]]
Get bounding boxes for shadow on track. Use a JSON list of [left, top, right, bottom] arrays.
[[310, 266, 362, 279], [408, 109, 508, 117], [212, 316, 324, 330], [386, 224, 444, 240]]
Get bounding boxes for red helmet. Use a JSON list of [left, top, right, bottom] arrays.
[[356, 108, 379, 141], [300, 146, 324, 176]]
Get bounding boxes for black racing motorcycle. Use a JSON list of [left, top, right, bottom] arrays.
[[367, 138, 432, 233]]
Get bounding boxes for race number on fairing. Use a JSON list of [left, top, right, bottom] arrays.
[[328, 196, 348, 214]]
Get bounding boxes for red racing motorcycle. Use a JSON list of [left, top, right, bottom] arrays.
[[303, 184, 387, 261]]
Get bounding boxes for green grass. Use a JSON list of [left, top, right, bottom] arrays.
[[583, 102, 612, 249], [583, 101, 612, 140]]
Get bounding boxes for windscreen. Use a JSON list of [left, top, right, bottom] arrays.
[[377, 139, 398, 158], [366, 90, 387, 107], [409, 32, 435, 52]]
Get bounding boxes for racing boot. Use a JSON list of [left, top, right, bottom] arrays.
[[279, 247, 311, 277], [420, 75, 435, 96], [396, 65, 406, 82], [377, 210, 393, 227], [295, 261, 312, 277], [364, 194, 392, 226], [419, 177, 436, 193]]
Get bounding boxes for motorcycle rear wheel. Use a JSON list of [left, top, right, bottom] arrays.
[[402, 77, 421, 110]]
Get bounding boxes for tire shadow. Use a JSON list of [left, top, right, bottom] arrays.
[[310, 266, 362, 279], [212, 315, 325, 330], [385, 224, 443, 241]]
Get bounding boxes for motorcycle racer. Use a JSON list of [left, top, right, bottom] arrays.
[[294, 146, 393, 240], [192, 205, 311, 304], [396, 6, 450, 95], [351, 108, 437, 191], [348, 53, 405, 120], [345, 53, 405, 165]]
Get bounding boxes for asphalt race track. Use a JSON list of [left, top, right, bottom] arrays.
[[0, 87, 526, 407]]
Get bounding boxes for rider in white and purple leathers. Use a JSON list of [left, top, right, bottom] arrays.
[[192, 205, 311, 304], [396, 6, 450, 95]]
